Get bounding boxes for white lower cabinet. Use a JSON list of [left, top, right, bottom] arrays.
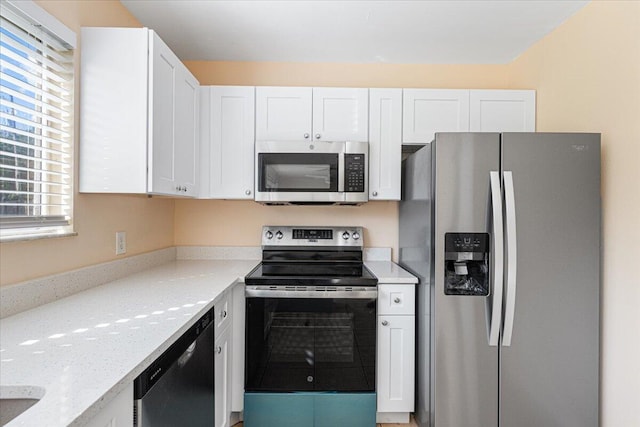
[[215, 323, 232, 427], [230, 282, 245, 412], [377, 284, 415, 423], [85, 383, 133, 427], [215, 282, 244, 427]]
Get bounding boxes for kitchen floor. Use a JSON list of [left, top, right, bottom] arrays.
[[232, 415, 419, 426]]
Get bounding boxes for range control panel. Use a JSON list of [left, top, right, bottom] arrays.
[[345, 154, 366, 192], [262, 226, 363, 247], [293, 229, 333, 240]]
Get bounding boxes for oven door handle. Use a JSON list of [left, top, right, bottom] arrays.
[[245, 288, 377, 299]]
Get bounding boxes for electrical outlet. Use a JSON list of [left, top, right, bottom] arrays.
[[115, 231, 127, 255]]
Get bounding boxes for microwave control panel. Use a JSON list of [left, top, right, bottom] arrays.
[[345, 154, 366, 192]]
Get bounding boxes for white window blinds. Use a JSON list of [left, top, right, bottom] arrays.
[[0, 1, 74, 236]]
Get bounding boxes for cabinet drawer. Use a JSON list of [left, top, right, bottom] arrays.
[[377, 284, 415, 315], [214, 291, 232, 334]]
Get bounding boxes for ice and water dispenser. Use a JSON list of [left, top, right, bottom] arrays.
[[444, 233, 490, 296]]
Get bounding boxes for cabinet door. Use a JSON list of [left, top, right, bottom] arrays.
[[84, 384, 133, 427], [369, 89, 402, 200], [231, 282, 246, 411], [256, 86, 312, 141], [204, 86, 255, 199], [215, 326, 232, 427], [312, 87, 369, 142], [403, 89, 470, 143], [174, 65, 200, 196], [469, 89, 536, 132], [377, 315, 415, 413], [148, 31, 179, 195]]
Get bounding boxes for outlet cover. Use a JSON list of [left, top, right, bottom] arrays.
[[115, 231, 127, 255]]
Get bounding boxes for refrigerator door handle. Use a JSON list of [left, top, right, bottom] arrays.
[[488, 171, 504, 347], [502, 171, 518, 346]]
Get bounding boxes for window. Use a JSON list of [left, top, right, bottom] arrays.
[[0, 0, 75, 240]]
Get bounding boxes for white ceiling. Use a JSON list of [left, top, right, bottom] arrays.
[[120, 0, 589, 64]]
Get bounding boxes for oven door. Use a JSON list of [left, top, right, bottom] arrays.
[[245, 287, 377, 392]]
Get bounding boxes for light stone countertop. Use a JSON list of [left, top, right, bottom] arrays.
[[0, 257, 415, 427], [365, 261, 419, 284], [0, 259, 258, 427]]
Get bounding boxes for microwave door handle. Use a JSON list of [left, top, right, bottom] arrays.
[[338, 152, 345, 192]]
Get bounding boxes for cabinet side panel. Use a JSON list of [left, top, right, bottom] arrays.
[[79, 28, 147, 193]]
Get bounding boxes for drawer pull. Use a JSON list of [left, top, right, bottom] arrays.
[[394, 297, 401, 304], [381, 320, 389, 326]]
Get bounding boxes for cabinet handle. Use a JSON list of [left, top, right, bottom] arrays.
[[381, 320, 389, 326], [304, 133, 310, 139], [222, 310, 227, 318], [372, 191, 378, 197], [216, 346, 222, 354], [315, 133, 321, 139], [245, 189, 251, 196], [394, 297, 401, 303]]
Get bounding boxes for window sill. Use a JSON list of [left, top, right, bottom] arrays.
[[0, 231, 78, 243]]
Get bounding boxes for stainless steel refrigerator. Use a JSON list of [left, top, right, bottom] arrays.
[[399, 133, 600, 427]]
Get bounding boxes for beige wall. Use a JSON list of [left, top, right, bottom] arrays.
[[2, 2, 636, 424], [177, 62, 512, 258], [0, 1, 176, 286], [508, 2, 640, 426]]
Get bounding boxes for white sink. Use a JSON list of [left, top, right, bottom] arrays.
[[0, 386, 45, 426]]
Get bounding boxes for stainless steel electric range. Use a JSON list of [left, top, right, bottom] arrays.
[[243, 226, 378, 427]]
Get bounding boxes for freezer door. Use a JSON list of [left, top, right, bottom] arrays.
[[500, 133, 600, 427], [432, 133, 500, 427]]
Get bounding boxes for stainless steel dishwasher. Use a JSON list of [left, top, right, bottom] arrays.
[[134, 308, 214, 426]]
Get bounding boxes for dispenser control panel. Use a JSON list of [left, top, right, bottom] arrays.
[[445, 233, 489, 253], [444, 232, 490, 296]]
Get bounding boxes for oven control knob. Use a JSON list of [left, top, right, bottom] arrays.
[[352, 232, 360, 240], [265, 231, 274, 240], [275, 231, 283, 240], [342, 231, 350, 240]]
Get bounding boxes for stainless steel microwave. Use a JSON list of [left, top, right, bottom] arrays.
[[255, 141, 368, 205]]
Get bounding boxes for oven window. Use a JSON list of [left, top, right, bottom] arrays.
[[245, 297, 376, 392], [258, 153, 338, 192]]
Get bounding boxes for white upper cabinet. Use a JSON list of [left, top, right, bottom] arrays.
[[255, 87, 312, 141], [80, 27, 199, 196], [255, 87, 368, 142], [312, 87, 369, 142], [469, 89, 536, 132], [174, 66, 200, 195], [369, 89, 402, 200], [201, 86, 255, 199], [402, 89, 470, 144]]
